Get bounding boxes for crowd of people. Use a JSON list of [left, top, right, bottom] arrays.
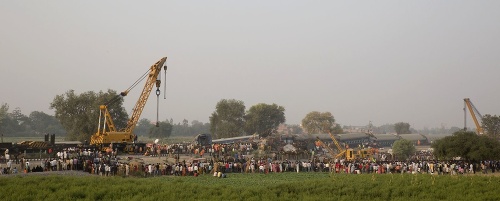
[[1, 143, 500, 177]]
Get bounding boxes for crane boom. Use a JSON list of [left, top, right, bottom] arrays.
[[124, 57, 167, 132], [328, 132, 344, 154], [315, 137, 337, 158], [307, 131, 346, 159], [464, 98, 484, 134]]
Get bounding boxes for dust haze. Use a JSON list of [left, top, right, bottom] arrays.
[[1, 1, 499, 130]]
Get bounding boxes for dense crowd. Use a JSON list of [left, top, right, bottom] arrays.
[[2, 143, 500, 177]]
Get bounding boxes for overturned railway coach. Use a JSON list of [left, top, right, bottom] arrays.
[[0, 140, 84, 160]]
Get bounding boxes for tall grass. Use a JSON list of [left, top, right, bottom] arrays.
[[0, 173, 499, 201]]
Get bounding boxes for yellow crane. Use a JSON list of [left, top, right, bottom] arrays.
[[328, 131, 374, 161], [90, 57, 168, 150], [464, 98, 484, 134], [315, 137, 337, 158], [327, 132, 346, 159], [308, 131, 346, 160]]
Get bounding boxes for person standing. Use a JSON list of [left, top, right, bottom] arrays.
[[125, 163, 129, 176], [7, 160, 12, 173], [25, 161, 30, 173]]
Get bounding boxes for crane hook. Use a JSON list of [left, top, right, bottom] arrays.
[[163, 65, 167, 99]]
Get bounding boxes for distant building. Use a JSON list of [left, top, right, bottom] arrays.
[[343, 125, 370, 134]]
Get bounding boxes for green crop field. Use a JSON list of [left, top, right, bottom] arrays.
[[1, 172, 499, 201]]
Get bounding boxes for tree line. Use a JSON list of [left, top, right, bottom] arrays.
[[49, 90, 214, 141], [0, 103, 65, 137], [133, 118, 211, 138], [432, 130, 500, 161], [209, 99, 344, 139], [4, 89, 500, 143]]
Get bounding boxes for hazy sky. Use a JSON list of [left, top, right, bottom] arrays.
[[1, 1, 499, 130]]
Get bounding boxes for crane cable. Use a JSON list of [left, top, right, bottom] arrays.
[[156, 93, 160, 127], [123, 68, 151, 95], [155, 68, 161, 127], [121, 62, 167, 127], [164, 64, 167, 99], [104, 68, 150, 107]]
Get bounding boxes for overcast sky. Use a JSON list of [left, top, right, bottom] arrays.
[[1, 1, 499, 130]]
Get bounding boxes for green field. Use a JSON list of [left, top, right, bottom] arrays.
[[1, 172, 499, 201]]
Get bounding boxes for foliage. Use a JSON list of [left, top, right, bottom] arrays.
[[392, 139, 416, 160], [301, 111, 342, 134], [418, 126, 462, 135], [371, 123, 460, 135], [134, 118, 153, 136], [50, 90, 128, 141], [0, 103, 8, 124], [135, 118, 210, 137], [394, 122, 411, 134], [244, 103, 286, 137], [371, 123, 395, 134], [0, 104, 64, 137], [148, 121, 173, 139], [209, 99, 246, 139], [0, 104, 20, 136], [0, 115, 19, 135], [432, 130, 500, 161], [187, 120, 210, 135], [2, 173, 500, 200], [28, 111, 65, 135], [171, 120, 211, 137], [482, 114, 500, 140], [9, 107, 31, 134]]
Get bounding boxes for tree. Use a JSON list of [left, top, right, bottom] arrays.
[[29, 111, 65, 135], [209, 99, 245, 139], [0, 103, 9, 125], [0, 104, 17, 136], [134, 118, 153, 136], [244, 103, 285, 137], [0, 107, 33, 136], [0, 116, 20, 136], [373, 124, 395, 134], [10, 107, 31, 131], [392, 139, 416, 160], [394, 122, 411, 134], [301, 111, 342, 134], [148, 121, 173, 139], [482, 114, 500, 140], [169, 119, 210, 136], [432, 131, 500, 161], [190, 120, 210, 135], [50, 89, 128, 141]]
